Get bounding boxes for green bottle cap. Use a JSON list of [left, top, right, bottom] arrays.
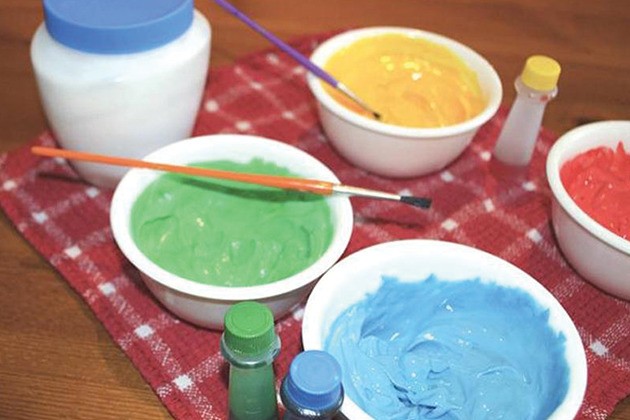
[[223, 301, 276, 357]]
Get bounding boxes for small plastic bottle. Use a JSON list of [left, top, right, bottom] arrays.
[[492, 55, 561, 166], [30, 0, 211, 188], [280, 350, 344, 420], [221, 301, 281, 420]]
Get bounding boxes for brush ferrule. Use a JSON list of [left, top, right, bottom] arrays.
[[332, 184, 400, 201], [336, 83, 381, 119]]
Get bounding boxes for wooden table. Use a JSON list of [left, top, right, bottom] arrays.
[[1, 0, 628, 418]]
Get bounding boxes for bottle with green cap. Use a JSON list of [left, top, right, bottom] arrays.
[[493, 55, 561, 166], [221, 301, 281, 420], [280, 350, 344, 420]]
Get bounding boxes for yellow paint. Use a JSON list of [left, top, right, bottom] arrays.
[[323, 33, 486, 128]]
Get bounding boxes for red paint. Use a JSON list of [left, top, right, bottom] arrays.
[[560, 142, 630, 240]]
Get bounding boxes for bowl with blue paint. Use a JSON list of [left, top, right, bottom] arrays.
[[302, 239, 587, 419]]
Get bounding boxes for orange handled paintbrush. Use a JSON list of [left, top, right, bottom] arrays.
[[31, 146, 431, 209]]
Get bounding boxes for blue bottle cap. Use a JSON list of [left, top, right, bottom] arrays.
[[282, 350, 343, 412], [43, 0, 193, 54]]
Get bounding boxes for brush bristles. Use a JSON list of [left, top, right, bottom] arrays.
[[400, 196, 432, 209]]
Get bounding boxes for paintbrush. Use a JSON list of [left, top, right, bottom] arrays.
[[31, 146, 431, 209], [213, 0, 381, 120]]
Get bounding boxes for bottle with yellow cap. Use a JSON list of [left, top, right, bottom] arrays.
[[493, 55, 561, 166]]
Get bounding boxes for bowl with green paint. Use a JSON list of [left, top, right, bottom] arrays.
[[110, 134, 354, 329]]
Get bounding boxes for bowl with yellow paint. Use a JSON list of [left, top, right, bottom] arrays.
[[307, 27, 503, 178], [110, 134, 354, 330]]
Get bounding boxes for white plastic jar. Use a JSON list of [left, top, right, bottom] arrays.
[[31, 0, 211, 188]]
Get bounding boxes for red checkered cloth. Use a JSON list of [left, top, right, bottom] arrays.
[[1, 34, 629, 420]]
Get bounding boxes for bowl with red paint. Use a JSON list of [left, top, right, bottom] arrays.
[[546, 120, 630, 300]]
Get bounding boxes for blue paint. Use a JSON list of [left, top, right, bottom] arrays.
[[324, 276, 569, 419]]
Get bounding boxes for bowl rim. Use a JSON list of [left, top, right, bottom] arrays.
[[306, 26, 503, 138], [109, 134, 354, 301], [546, 120, 630, 255], [302, 239, 588, 420]]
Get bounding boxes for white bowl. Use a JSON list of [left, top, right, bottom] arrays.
[[307, 27, 502, 178], [110, 134, 354, 329], [302, 239, 587, 420], [546, 120, 630, 300]]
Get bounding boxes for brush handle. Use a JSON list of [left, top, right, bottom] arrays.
[[213, 0, 339, 87], [31, 146, 431, 208], [31, 146, 335, 195]]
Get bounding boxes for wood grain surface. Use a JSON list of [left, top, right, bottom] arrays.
[[1, 0, 628, 418]]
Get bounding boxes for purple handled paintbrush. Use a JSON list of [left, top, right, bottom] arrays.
[[214, 0, 381, 120]]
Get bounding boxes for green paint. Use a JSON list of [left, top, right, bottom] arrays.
[[130, 158, 334, 287]]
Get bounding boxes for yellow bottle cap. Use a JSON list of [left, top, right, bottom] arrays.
[[521, 55, 561, 91]]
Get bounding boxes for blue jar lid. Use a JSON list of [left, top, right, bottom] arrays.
[[282, 350, 343, 412], [43, 0, 193, 54]]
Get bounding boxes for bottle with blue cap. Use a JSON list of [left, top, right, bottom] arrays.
[[30, 0, 211, 188], [280, 350, 344, 420]]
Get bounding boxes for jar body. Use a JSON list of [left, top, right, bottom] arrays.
[[492, 77, 557, 166], [229, 363, 279, 420], [30, 10, 211, 188]]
